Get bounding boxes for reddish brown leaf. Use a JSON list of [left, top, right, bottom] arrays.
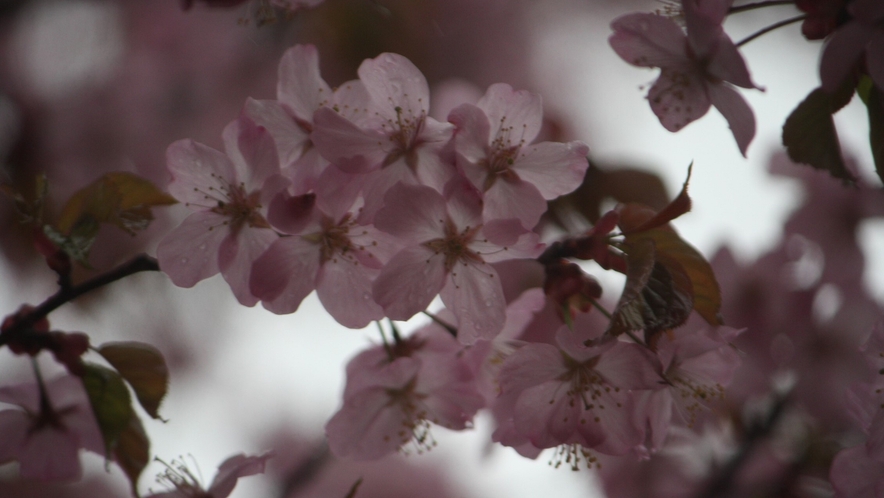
[[99, 341, 169, 420], [115, 413, 150, 498], [619, 164, 693, 235]]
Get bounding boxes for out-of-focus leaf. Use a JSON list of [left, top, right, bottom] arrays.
[[858, 76, 873, 105], [43, 223, 97, 268], [782, 87, 857, 183], [99, 341, 169, 420], [115, 414, 149, 498], [82, 363, 134, 457], [1, 174, 48, 225], [548, 162, 669, 227], [867, 85, 884, 184], [56, 172, 176, 236], [620, 164, 692, 234]]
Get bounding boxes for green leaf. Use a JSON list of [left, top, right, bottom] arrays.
[[782, 87, 857, 183], [56, 172, 177, 236], [867, 85, 884, 184], [115, 414, 150, 498], [99, 341, 169, 420], [82, 363, 134, 457]]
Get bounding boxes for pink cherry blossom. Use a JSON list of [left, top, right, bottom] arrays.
[[325, 327, 484, 460], [0, 375, 104, 481], [830, 444, 884, 498], [311, 53, 456, 220], [609, 1, 760, 155], [249, 169, 397, 328], [371, 179, 543, 344], [146, 452, 272, 498], [245, 45, 371, 193], [819, 0, 884, 93], [493, 322, 660, 460], [448, 83, 589, 229], [156, 115, 284, 306], [641, 324, 743, 451]]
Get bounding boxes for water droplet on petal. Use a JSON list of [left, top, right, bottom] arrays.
[[198, 243, 207, 251], [363, 292, 372, 301], [180, 257, 189, 264], [484, 299, 493, 308]]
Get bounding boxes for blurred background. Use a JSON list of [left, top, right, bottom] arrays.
[[0, 0, 881, 496]]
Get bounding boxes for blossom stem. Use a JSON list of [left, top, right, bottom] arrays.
[[590, 299, 650, 347], [735, 14, 807, 47], [0, 254, 160, 347], [422, 311, 458, 338], [728, 0, 796, 14], [31, 357, 53, 416]]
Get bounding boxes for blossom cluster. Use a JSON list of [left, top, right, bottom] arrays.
[[154, 43, 745, 465]]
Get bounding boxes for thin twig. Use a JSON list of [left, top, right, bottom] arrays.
[[422, 311, 458, 338], [735, 14, 806, 47], [1, 254, 159, 344], [729, 0, 795, 14]]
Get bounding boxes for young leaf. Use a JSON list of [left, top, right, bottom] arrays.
[[627, 228, 722, 326], [782, 87, 857, 183], [82, 363, 135, 457], [115, 414, 150, 498], [56, 172, 177, 236], [619, 163, 693, 235], [99, 341, 169, 420], [607, 238, 655, 336]]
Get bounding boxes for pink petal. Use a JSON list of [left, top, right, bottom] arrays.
[[820, 21, 874, 93], [276, 44, 332, 122], [266, 191, 317, 235], [830, 445, 883, 498], [483, 177, 548, 229], [511, 141, 589, 200], [476, 83, 543, 146], [316, 257, 384, 329], [374, 182, 448, 241], [157, 211, 230, 288], [165, 140, 236, 206], [442, 176, 483, 231], [609, 13, 691, 70], [219, 228, 278, 307], [473, 220, 543, 261], [207, 453, 272, 498], [372, 246, 447, 321], [244, 97, 310, 168], [439, 261, 507, 344], [708, 83, 756, 156], [648, 68, 711, 133], [706, 35, 758, 89], [0, 410, 28, 463], [357, 53, 430, 122], [222, 115, 280, 190], [683, 0, 728, 60], [448, 103, 494, 190], [311, 107, 389, 173], [250, 236, 320, 313], [18, 426, 81, 481], [867, 30, 884, 93], [325, 387, 411, 460]]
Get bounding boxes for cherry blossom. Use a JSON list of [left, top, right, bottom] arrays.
[[448, 83, 589, 229], [146, 452, 272, 498], [156, 115, 284, 306], [609, 0, 760, 155], [0, 375, 104, 481], [371, 179, 543, 344], [493, 321, 660, 462], [249, 169, 397, 328], [311, 52, 456, 220], [325, 327, 484, 460]]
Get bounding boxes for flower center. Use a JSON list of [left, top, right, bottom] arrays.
[[423, 219, 483, 272]]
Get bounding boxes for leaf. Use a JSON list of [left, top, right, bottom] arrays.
[[1, 174, 49, 225], [782, 87, 857, 183], [607, 238, 655, 336], [628, 228, 722, 326], [867, 85, 884, 184], [99, 341, 169, 420], [619, 163, 693, 234], [56, 172, 177, 236], [82, 363, 135, 457], [115, 414, 150, 498], [43, 220, 99, 267]]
